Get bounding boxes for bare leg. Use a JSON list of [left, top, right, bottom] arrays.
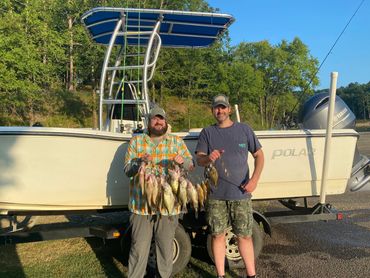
[[212, 233, 226, 276], [237, 236, 256, 276]]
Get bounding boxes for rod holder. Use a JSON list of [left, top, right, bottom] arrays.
[[319, 72, 338, 204]]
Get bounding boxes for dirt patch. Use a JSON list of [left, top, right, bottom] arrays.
[[356, 121, 370, 132], [356, 121, 370, 127]]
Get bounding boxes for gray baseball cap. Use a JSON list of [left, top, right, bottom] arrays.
[[148, 106, 166, 119], [212, 94, 230, 108]]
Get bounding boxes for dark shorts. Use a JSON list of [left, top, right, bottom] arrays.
[[206, 198, 253, 237]]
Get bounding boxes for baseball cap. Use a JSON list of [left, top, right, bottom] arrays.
[[212, 94, 230, 108], [148, 106, 166, 119]]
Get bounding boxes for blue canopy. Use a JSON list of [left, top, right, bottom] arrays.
[[81, 7, 234, 48]]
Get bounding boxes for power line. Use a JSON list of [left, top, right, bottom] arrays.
[[290, 0, 366, 115]]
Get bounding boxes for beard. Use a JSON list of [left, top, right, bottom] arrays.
[[148, 122, 168, 137]]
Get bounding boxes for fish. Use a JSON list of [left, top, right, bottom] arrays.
[[178, 177, 188, 213], [196, 183, 205, 211], [162, 182, 176, 215], [138, 162, 146, 194], [187, 180, 199, 217], [205, 164, 218, 187], [145, 174, 155, 213], [144, 165, 153, 178], [201, 181, 208, 201], [157, 175, 166, 211], [209, 164, 218, 186], [135, 159, 222, 217], [168, 164, 181, 195], [206, 178, 214, 194], [151, 174, 159, 212]]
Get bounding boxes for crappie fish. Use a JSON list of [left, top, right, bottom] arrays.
[[145, 174, 155, 212], [196, 183, 205, 211], [144, 165, 153, 178], [205, 164, 218, 186], [209, 164, 218, 186], [151, 174, 159, 209], [187, 180, 198, 217], [138, 162, 146, 194], [157, 175, 166, 211], [162, 182, 176, 215], [151, 174, 161, 212], [168, 164, 181, 195], [201, 181, 208, 201], [178, 177, 188, 213]]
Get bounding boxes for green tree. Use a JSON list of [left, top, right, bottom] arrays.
[[337, 82, 369, 120], [0, 0, 64, 125], [233, 38, 319, 128]]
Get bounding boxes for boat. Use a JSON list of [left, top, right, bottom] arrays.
[[0, 7, 369, 223]]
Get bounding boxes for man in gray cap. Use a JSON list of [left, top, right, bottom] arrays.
[[195, 94, 264, 278], [146, 106, 169, 136], [124, 105, 193, 278]]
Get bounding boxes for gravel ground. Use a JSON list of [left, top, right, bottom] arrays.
[[252, 191, 370, 278]]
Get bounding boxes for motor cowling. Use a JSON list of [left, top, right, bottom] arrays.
[[299, 92, 356, 129]]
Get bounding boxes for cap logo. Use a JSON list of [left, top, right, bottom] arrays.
[[214, 96, 227, 103], [149, 106, 166, 119], [212, 94, 230, 107]]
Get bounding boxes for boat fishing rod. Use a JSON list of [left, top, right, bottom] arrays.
[[288, 0, 366, 119]]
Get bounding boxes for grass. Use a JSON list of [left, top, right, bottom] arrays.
[[0, 232, 244, 278], [0, 238, 123, 277]]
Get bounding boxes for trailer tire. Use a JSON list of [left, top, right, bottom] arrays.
[[120, 223, 191, 275], [171, 224, 192, 275], [206, 220, 264, 269], [120, 224, 131, 263]]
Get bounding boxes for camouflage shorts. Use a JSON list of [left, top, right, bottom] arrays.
[[206, 199, 253, 237]]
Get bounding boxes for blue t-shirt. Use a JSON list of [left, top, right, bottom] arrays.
[[195, 122, 262, 200]]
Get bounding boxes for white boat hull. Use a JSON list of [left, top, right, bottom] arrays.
[[250, 130, 357, 199], [0, 128, 130, 213], [0, 127, 359, 214]]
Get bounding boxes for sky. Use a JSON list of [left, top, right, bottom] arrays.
[[207, 0, 370, 89]]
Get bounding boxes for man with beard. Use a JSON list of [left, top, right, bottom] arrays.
[[124, 105, 193, 278], [195, 94, 264, 278]]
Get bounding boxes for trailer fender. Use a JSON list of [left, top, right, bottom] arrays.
[[253, 210, 271, 236]]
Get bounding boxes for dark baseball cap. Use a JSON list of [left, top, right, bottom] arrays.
[[212, 94, 230, 108], [148, 106, 166, 119]]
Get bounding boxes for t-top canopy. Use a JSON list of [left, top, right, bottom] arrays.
[[81, 7, 234, 48]]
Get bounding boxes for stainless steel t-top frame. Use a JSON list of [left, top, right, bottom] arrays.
[[81, 7, 234, 132], [98, 14, 162, 131]]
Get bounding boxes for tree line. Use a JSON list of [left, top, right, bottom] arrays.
[[0, 0, 368, 129]]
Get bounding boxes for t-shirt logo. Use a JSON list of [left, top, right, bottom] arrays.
[[239, 143, 246, 148]]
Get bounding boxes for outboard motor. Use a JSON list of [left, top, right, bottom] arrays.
[[299, 92, 356, 129], [300, 93, 369, 192]]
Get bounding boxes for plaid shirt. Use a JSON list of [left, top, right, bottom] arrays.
[[124, 133, 192, 215]]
